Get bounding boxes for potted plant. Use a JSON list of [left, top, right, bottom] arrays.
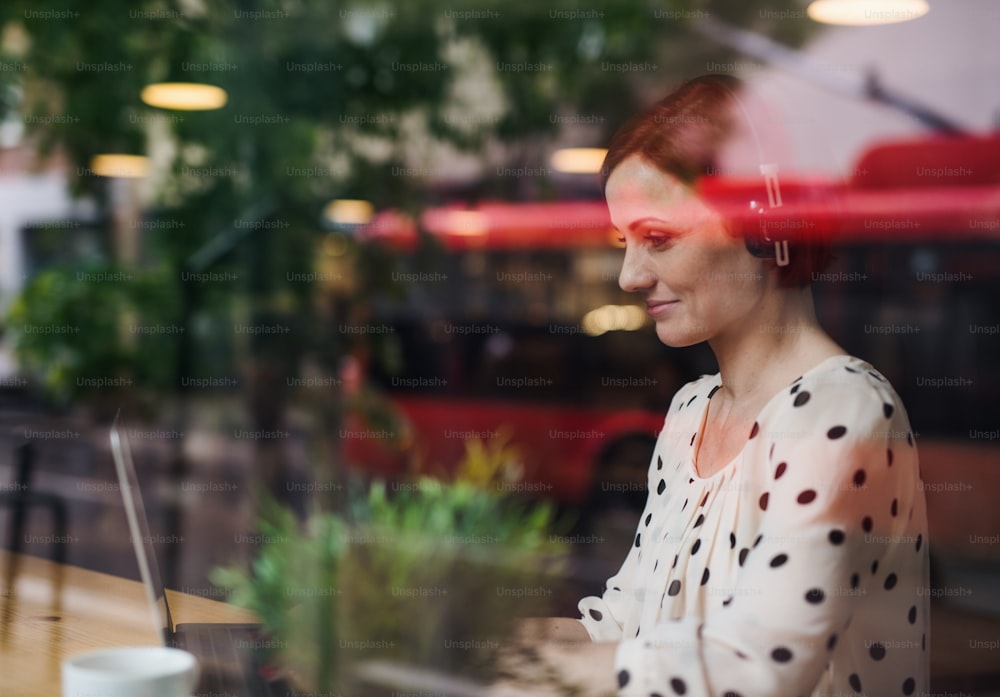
[[211, 436, 570, 694]]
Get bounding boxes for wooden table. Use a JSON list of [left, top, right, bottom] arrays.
[[0, 550, 258, 697], [0, 550, 609, 697]]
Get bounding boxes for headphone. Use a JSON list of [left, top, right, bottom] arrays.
[[746, 162, 790, 266], [717, 81, 792, 267]]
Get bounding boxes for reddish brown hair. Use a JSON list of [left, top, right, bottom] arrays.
[[602, 74, 832, 288]]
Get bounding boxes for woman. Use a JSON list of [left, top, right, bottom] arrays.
[[510, 75, 929, 697]]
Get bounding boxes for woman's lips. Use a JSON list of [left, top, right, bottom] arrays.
[[646, 299, 679, 318]]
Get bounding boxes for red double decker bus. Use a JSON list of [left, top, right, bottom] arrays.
[[342, 200, 677, 534]]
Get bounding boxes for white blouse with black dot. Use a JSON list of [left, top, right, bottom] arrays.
[[578, 354, 929, 697]]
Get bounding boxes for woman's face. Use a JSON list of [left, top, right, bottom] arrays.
[[606, 155, 771, 348]]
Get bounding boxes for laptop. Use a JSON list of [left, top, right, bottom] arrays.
[[110, 413, 282, 697]]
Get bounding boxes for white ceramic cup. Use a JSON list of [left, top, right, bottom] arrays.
[[62, 646, 199, 697]]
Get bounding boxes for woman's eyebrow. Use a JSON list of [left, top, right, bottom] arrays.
[[629, 216, 676, 231], [629, 216, 669, 230]]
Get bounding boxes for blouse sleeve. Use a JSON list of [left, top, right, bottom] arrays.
[[612, 378, 917, 697], [577, 382, 696, 642], [576, 441, 660, 642], [577, 541, 639, 641]]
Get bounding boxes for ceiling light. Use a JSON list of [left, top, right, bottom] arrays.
[[807, 0, 929, 25], [550, 147, 607, 174], [90, 154, 150, 178], [141, 82, 228, 110]]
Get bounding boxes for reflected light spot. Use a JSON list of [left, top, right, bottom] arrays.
[[582, 304, 647, 336], [324, 199, 374, 226], [441, 211, 488, 237]]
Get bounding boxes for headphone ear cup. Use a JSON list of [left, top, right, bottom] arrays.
[[743, 208, 773, 259], [744, 231, 769, 259]]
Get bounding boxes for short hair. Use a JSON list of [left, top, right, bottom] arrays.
[[601, 74, 833, 288]]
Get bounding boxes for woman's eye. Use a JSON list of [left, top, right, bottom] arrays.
[[646, 234, 674, 249]]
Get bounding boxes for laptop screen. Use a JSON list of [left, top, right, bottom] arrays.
[[110, 412, 175, 644]]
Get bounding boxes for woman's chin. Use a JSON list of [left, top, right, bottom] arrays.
[[655, 324, 707, 348]]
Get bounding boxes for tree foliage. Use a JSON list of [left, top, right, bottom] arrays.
[[0, 0, 817, 406], [2, 0, 816, 212]]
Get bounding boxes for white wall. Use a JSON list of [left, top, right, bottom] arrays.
[[748, 0, 1000, 177], [0, 172, 94, 379], [0, 172, 87, 308]]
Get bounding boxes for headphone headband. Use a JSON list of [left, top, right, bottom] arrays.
[[712, 78, 791, 267]]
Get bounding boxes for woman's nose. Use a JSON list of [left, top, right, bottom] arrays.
[[618, 243, 654, 293]]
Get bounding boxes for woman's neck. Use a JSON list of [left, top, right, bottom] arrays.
[[708, 285, 843, 403]]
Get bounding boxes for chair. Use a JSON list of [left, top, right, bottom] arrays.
[[1, 440, 69, 566]]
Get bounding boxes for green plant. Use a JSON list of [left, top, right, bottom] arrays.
[[341, 476, 565, 669], [210, 500, 346, 689], [450, 429, 524, 489], [211, 448, 568, 692], [5, 261, 181, 412]]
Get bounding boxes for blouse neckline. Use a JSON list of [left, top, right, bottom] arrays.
[[687, 353, 857, 482]]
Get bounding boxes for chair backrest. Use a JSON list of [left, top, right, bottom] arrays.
[[2, 439, 68, 565]]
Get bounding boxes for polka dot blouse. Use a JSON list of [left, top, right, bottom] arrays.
[[578, 354, 929, 697]]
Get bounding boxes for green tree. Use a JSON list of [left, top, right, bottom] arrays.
[[0, 0, 816, 485]]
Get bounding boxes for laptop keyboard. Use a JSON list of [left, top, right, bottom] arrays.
[[174, 623, 287, 697]]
